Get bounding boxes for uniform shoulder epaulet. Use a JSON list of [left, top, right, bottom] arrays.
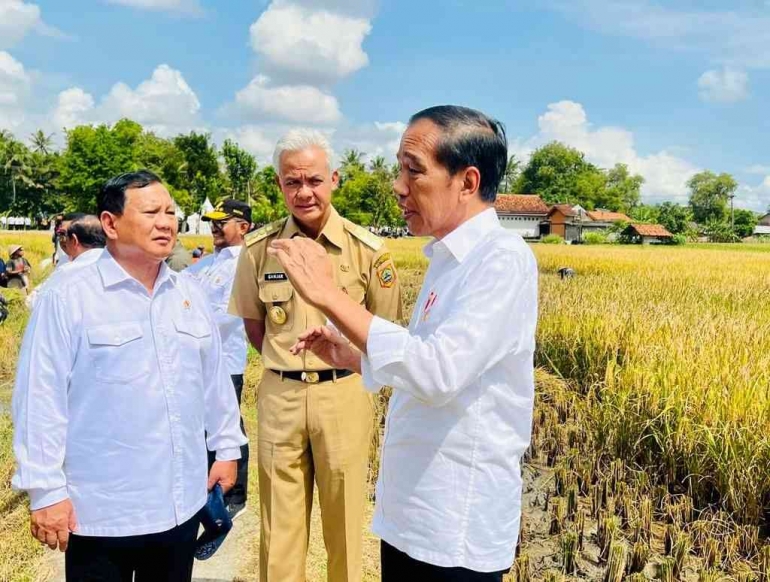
[[343, 221, 383, 251], [245, 219, 285, 247]]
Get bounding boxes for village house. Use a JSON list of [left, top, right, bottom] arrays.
[[621, 223, 674, 245], [754, 213, 770, 236], [547, 205, 631, 242], [494, 194, 550, 239]]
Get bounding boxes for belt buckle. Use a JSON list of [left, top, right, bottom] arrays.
[[301, 371, 320, 384]]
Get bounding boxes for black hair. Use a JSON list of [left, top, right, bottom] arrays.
[[97, 170, 162, 216], [409, 105, 508, 203], [67, 215, 106, 249], [62, 212, 87, 222]]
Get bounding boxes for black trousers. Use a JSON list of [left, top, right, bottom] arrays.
[[207, 374, 249, 506], [65, 514, 199, 582], [381, 541, 510, 582]]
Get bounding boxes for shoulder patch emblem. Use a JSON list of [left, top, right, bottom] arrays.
[[344, 222, 383, 251], [245, 219, 285, 247]]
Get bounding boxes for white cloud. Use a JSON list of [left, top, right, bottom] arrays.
[[698, 68, 749, 103], [104, 0, 203, 15], [47, 65, 202, 137], [736, 176, 770, 212], [250, 1, 372, 84], [549, 0, 770, 69], [218, 125, 277, 162], [746, 164, 770, 175], [99, 64, 201, 135], [0, 51, 31, 130], [0, 1, 70, 48], [52, 87, 95, 129], [518, 100, 699, 203], [233, 75, 341, 125]]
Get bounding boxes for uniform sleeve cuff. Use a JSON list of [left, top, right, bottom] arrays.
[[215, 448, 242, 462], [29, 487, 69, 511]]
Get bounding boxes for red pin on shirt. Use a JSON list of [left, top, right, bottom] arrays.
[[422, 291, 438, 322]]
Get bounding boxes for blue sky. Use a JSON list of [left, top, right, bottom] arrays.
[[1, 0, 768, 210]]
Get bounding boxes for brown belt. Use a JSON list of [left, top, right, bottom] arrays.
[[270, 369, 353, 384]]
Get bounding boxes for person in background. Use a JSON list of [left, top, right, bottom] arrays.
[[27, 215, 106, 311], [6, 245, 32, 294], [166, 237, 192, 272], [12, 170, 246, 582], [191, 248, 203, 264], [184, 198, 253, 520], [52, 214, 71, 269], [268, 105, 538, 581], [229, 129, 402, 582]]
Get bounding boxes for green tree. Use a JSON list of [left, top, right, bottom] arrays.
[[29, 130, 54, 155], [221, 139, 257, 203], [628, 204, 659, 224], [339, 149, 365, 185], [58, 119, 143, 211], [733, 209, 759, 238], [603, 163, 644, 212], [687, 171, 737, 225], [499, 154, 522, 193], [656, 202, 691, 235], [517, 142, 596, 204], [251, 166, 287, 225], [335, 154, 401, 227], [171, 132, 222, 209]]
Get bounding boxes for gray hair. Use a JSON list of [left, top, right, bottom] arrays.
[[272, 129, 334, 175]]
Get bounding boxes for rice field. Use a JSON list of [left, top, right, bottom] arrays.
[[1, 233, 770, 580]]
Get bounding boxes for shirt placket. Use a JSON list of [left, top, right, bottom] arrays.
[[150, 292, 186, 523]]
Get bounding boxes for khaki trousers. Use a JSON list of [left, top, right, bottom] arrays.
[[257, 369, 374, 582]]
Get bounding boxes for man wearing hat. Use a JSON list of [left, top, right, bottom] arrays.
[[6, 245, 32, 293], [229, 129, 402, 582], [184, 198, 253, 520]]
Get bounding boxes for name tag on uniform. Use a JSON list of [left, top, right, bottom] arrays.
[[265, 272, 288, 282]]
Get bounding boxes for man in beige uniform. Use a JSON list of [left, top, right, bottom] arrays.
[[229, 129, 402, 582]]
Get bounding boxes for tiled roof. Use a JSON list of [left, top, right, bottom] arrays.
[[548, 204, 578, 217], [494, 194, 549, 215], [586, 210, 631, 223], [628, 223, 674, 238]]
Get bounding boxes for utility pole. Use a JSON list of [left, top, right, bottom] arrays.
[[729, 192, 735, 233]]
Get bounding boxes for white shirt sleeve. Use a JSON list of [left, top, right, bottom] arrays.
[[195, 288, 248, 461], [12, 289, 75, 509], [362, 249, 537, 407]]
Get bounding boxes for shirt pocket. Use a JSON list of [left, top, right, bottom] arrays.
[[258, 282, 296, 334], [86, 323, 150, 384], [340, 277, 366, 306]]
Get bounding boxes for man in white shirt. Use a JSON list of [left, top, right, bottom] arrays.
[[27, 214, 105, 311], [267, 106, 538, 581], [12, 170, 247, 582], [184, 198, 252, 520]]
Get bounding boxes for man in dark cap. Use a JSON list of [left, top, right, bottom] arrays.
[[184, 198, 253, 520]]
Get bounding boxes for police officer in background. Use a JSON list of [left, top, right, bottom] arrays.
[[184, 198, 253, 520], [229, 129, 402, 582]]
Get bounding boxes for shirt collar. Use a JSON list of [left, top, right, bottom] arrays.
[[98, 250, 176, 293], [424, 207, 500, 263], [214, 244, 242, 260], [282, 207, 345, 250], [73, 248, 104, 263]]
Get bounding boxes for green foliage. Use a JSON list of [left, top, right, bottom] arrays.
[[583, 232, 608, 245], [670, 233, 688, 245], [628, 204, 659, 223], [542, 234, 565, 244], [251, 166, 287, 225], [517, 144, 643, 212], [221, 139, 258, 202], [657, 202, 691, 235], [170, 131, 222, 208], [688, 170, 737, 224], [733, 208, 759, 239], [334, 157, 402, 227], [498, 154, 521, 193], [704, 220, 740, 243]]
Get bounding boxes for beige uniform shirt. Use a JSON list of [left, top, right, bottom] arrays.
[[229, 208, 402, 371]]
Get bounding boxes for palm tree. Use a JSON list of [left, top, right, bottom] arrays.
[[29, 130, 54, 155], [499, 154, 522, 193], [369, 155, 388, 175], [2, 140, 37, 204], [339, 149, 365, 185]]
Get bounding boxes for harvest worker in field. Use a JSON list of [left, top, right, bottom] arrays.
[[228, 129, 402, 582], [268, 105, 538, 581], [27, 214, 106, 311], [11, 170, 247, 582], [183, 198, 253, 520]]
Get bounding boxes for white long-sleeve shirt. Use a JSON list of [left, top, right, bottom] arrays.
[[12, 251, 247, 537], [183, 245, 247, 376], [26, 248, 104, 311], [361, 208, 538, 572]]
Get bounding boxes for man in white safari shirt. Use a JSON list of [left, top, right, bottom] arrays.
[[12, 170, 247, 582], [268, 105, 538, 581]]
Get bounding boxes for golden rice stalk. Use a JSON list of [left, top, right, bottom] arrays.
[[672, 531, 691, 579], [512, 553, 531, 582], [664, 525, 678, 557], [561, 531, 579, 576], [567, 484, 579, 521], [604, 541, 627, 582], [542, 569, 563, 582], [577, 511, 586, 552], [628, 541, 650, 575], [759, 544, 770, 582], [656, 557, 676, 582], [702, 537, 721, 571], [550, 498, 566, 536], [599, 516, 621, 563]]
